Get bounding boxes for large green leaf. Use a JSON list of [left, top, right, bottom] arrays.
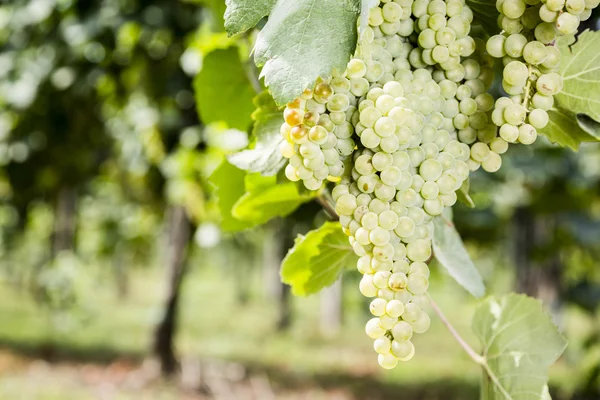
[[466, 0, 500, 35], [209, 160, 253, 232], [232, 177, 316, 226], [281, 222, 357, 296], [473, 294, 567, 400], [555, 30, 600, 122], [227, 91, 286, 175], [540, 108, 600, 150], [432, 215, 485, 298], [253, 0, 360, 105], [224, 0, 276, 37], [194, 47, 255, 130]]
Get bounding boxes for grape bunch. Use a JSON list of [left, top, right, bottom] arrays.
[[480, 0, 599, 159], [276, 0, 598, 370]]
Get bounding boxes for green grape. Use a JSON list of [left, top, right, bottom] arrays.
[[436, 28, 456, 45], [521, 7, 542, 29], [541, 46, 560, 70], [470, 142, 491, 162], [392, 320, 413, 342], [458, 127, 477, 144], [447, 16, 469, 37], [499, 123, 519, 142], [486, 34, 507, 58], [531, 92, 554, 110], [529, 108, 549, 129], [447, 0, 464, 15], [428, 0, 447, 14], [459, 98, 478, 115], [502, 0, 527, 17], [500, 16, 524, 33], [534, 22, 557, 44], [369, 6, 385, 26], [539, 5, 559, 22], [536, 73, 562, 96], [476, 93, 495, 112], [556, 12, 580, 34], [440, 80, 458, 98], [490, 137, 509, 154], [456, 84, 472, 100], [504, 103, 527, 125], [546, 0, 566, 11], [383, 1, 404, 21], [446, 64, 466, 82], [504, 33, 528, 57], [452, 114, 469, 130], [429, 13, 447, 30], [566, 0, 586, 14], [391, 340, 415, 360], [503, 61, 529, 86], [481, 151, 502, 172], [523, 41, 547, 65], [518, 123, 537, 144], [432, 45, 450, 63], [419, 29, 437, 49], [411, 312, 431, 333]]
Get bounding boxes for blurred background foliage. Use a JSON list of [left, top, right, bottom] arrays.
[[0, 0, 598, 399]]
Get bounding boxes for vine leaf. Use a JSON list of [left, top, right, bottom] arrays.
[[432, 215, 485, 298], [232, 174, 316, 226], [253, 0, 360, 105], [224, 0, 276, 37], [209, 160, 253, 232], [466, 0, 500, 35], [473, 294, 567, 400], [540, 108, 600, 150], [228, 91, 286, 175], [555, 30, 600, 122], [457, 177, 475, 208], [281, 222, 357, 296], [194, 47, 255, 130]]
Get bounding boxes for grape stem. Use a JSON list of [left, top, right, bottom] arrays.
[[429, 298, 485, 365], [316, 195, 338, 221], [430, 299, 512, 397], [522, 64, 534, 110]]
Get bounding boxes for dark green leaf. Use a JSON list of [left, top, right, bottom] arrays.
[[224, 0, 277, 36], [466, 0, 500, 35], [254, 0, 360, 105], [474, 294, 567, 400], [432, 215, 485, 298], [194, 47, 255, 130], [281, 222, 357, 296]]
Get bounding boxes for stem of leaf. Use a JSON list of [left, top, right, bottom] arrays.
[[429, 298, 485, 365]]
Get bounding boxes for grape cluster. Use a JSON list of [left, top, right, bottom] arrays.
[[277, 0, 598, 370], [281, 79, 356, 190], [479, 0, 599, 161]]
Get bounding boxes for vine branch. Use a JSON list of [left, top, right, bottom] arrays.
[[429, 298, 485, 365]]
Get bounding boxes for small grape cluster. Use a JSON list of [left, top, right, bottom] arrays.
[[281, 80, 356, 190], [480, 0, 599, 158]]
